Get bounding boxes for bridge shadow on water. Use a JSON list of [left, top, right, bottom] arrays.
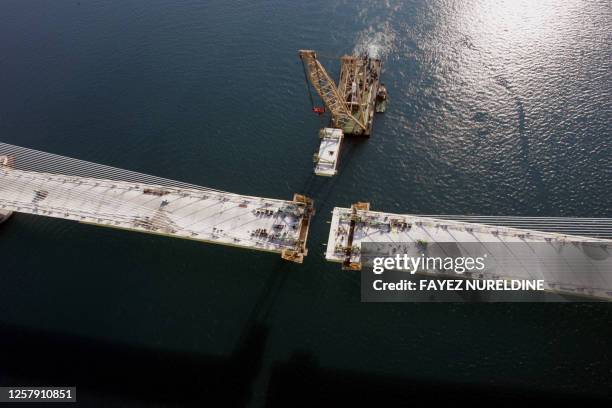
[[0, 320, 267, 407], [0, 258, 293, 407], [0, 318, 608, 406]]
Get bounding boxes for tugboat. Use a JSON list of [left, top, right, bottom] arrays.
[[375, 82, 388, 113]]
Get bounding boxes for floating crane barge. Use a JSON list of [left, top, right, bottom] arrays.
[[299, 50, 386, 176], [0, 154, 313, 263]]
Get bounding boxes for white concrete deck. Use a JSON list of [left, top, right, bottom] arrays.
[[326, 205, 612, 300], [314, 128, 343, 177], [0, 167, 312, 261]]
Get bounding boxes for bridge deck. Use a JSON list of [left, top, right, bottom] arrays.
[[0, 167, 312, 262], [326, 204, 612, 300]]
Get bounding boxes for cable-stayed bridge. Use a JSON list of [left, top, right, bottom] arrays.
[[1, 142, 611, 300], [0, 143, 313, 263]]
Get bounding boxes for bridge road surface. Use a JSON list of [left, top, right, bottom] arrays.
[[326, 204, 612, 300], [0, 164, 312, 263]]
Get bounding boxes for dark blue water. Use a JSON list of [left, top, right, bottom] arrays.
[[0, 0, 611, 405]]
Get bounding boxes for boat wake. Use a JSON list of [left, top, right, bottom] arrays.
[[348, 0, 403, 59], [353, 21, 397, 59]]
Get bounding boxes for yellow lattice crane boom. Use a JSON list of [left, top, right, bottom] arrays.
[[299, 50, 367, 133]]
